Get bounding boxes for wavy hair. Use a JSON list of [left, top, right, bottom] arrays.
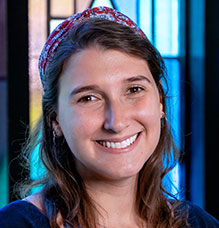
[[21, 19, 188, 228]]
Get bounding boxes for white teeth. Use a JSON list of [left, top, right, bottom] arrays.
[[115, 142, 121, 148], [106, 141, 111, 148], [121, 141, 127, 148], [98, 134, 138, 149], [111, 142, 116, 148]]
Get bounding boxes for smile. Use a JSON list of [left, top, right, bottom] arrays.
[[97, 133, 139, 149]]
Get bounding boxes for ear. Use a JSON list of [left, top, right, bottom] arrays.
[[160, 101, 164, 119], [158, 80, 164, 118], [52, 117, 63, 137]]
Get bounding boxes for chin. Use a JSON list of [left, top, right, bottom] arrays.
[[96, 166, 143, 181]]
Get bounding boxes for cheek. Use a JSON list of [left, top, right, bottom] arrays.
[[134, 97, 161, 124], [58, 107, 102, 142]]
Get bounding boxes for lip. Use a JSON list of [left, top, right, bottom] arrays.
[[94, 132, 142, 154]]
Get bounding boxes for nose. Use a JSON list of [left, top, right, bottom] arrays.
[[104, 101, 129, 133]]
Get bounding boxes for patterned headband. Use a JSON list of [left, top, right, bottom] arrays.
[[38, 6, 147, 91]]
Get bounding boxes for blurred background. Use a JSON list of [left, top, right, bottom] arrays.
[[0, 0, 218, 219]]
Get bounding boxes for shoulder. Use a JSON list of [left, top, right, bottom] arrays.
[[186, 201, 219, 228], [174, 200, 219, 228], [0, 200, 50, 228]]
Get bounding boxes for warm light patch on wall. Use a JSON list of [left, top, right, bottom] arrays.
[[29, 0, 47, 129]]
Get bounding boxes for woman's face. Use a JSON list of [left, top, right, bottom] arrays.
[[54, 47, 163, 181]]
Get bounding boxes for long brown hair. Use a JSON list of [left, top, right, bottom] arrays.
[[21, 19, 188, 228]]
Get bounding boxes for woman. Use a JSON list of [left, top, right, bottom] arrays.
[[0, 6, 218, 228]]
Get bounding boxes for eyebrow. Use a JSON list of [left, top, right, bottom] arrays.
[[124, 75, 152, 84], [69, 85, 102, 98], [69, 75, 151, 98]]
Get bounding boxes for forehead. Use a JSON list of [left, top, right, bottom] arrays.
[[60, 47, 155, 86]]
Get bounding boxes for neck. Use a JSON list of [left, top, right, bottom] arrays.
[[83, 175, 143, 228]]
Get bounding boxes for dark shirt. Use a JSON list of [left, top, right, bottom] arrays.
[[0, 200, 49, 228], [0, 200, 218, 227], [182, 201, 219, 227]]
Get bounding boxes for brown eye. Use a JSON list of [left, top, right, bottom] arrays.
[[78, 95, 96, 103], [128, 86, 144, 94]]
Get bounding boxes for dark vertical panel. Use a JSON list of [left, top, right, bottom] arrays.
[[205, 0, 219, 218], [47, 0, 51, 36], [185, 0, 205, 208], [186, 0, 219, 216], [184, 0, 191, 202], [0, 0, 9, 207], [7, 0, 29, 201], [0, 0, 7, 79], [177, 0, 186, 198], [74, 0, 77, 13], [151, 0, 155, 43]]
